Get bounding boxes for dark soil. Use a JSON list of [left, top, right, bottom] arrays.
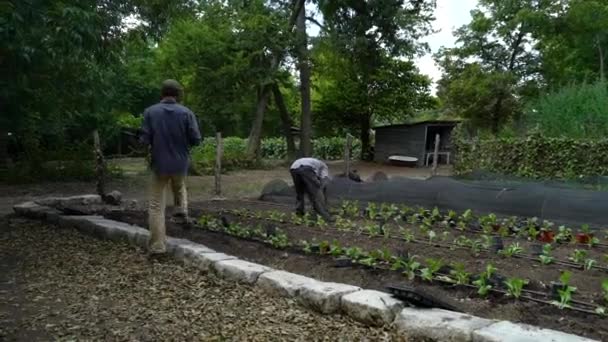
[[101, 200, 607, 341]]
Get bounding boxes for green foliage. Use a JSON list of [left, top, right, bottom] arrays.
[[454, 129, 608, 179], [552, 271, 577, 309], [525, 81, 608, 139], [504, 278, 528, 299]]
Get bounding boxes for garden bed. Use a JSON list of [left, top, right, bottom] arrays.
[[100, 200, 607, 340]]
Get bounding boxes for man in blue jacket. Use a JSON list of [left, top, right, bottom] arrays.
[[140, 79, 201, 256]]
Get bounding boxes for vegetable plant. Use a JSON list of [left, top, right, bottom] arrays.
[[551, 271, 577, 309], [427, 230, 437, 245], [431, 207, 442, 222], [470, 239, 484, 256], [555, 225, 573, 243], [345, 247, 364, 261], [400, 228, 415, 242], [366, 202, 379, 220], [329, 240, 343, 257], [602, 279, 608, 303], [584, 259, 597, 271], [569, 249, 588, 264], [392, 255, 421, 280], [504, 278, 528, 299], [473, 264, 496, 297], [500, 242, 523, 257], [265, 229, 290, 249], [450, 263, 470, 285], [420, 258, 444, 282], [539, 244, 554, 265]]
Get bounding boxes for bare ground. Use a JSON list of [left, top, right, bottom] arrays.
[[0, 217, 411, 341], [0, 158, 452, 215]]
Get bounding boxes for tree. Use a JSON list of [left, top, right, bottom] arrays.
[[316, 0, 435, 158], [435, 0, 546, 132], [313, 39, 434, 141], [535, 0, 608, 85]]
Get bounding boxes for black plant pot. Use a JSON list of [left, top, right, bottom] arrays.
[[490, 236, 504, 253], [334, 257, 353, 268], [550, 282, 564, 300]]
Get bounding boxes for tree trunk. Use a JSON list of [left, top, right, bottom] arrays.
[[295, 0, 312, 157], [0, 129, 8, 170], [597, 35, 605, 82], [246, 85, 271, 159], [359, 114, 371, 161], [271, 83, 297, 160]]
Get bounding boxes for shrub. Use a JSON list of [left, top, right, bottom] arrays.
[[525, 81, 608, 139], [453, 129, 608, 179], [191, 136, 361, 174]]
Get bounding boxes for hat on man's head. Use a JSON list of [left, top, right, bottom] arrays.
[[161, 79, 183, 98]]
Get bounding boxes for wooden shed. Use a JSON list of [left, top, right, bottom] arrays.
[[373, 120, 460, 167]]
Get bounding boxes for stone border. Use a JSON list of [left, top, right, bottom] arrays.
[[11, 196, 598, 342]]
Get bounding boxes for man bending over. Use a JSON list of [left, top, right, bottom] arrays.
[[289, 157, 333, 222]]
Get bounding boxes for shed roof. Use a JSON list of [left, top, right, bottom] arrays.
[[373, 119, 461, 130]]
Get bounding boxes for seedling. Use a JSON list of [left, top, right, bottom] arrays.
[[450, 263, 470, 285], [291, 213, 304, 225], [555, 225, 573, 243], [400, 228, 415, 242], [539, 254, 554, 265], [315, 216, 327, 228], [345, 247, 364, 261], [301, 240, 313, 254], [589, 237, 600, 248], [427, 230, 437, 245], [335, 217, 353, 231], [431, 207, 442, 222], [473, 264, 496, 297], [340, 200, 360, 217], [421, 258, 444, 282], [584, 259, 597, 271], [268, 211, 286, 223], [500, 242, 523, 257], [366, 202, 379, 220], [265, 229, 290, 249], [569, 249, 588, 264], [365, 223, 382, 237], [504, 277, 528, 299], [319, 240, 330, 254], [403, 256, 421, 281], [358, 254, 378, 267], [441, 231, 451, 242], [329, 240, 343, 257], [602, 279, 608, 303], [596, 307, 607, 316], [460, 209, 474, 224], [470, 239, 484, 256], [454, 235, 471, 247], [551, 271, 577, 309], [392, 255, 421, 280]]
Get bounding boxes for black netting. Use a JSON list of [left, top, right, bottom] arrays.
[[260, 175, 608, 227]]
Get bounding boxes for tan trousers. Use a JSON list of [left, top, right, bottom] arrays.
[[148, 174, 188, 254]]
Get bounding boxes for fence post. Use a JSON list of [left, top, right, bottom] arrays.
[[344, 134, 352, 177], [432, 133, 440, 176], [214, 132, 223, 197], [93, 129, 106, 198]]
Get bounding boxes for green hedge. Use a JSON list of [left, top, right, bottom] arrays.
[[191, 136, 361, 174], [454, 130, 608, 179]]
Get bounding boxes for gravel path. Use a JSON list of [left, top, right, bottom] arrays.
[[0, 218, 409, 341]]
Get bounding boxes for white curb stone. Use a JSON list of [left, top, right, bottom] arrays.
[[341, 290, 404, 326], [57, 215, 104, 235], [395, 308, 494, 342], [298, 281, 361, 314], [192, 252, 236, 272], [175, 243, 216, 266], [472, 321, 599, 342], [35, 194, 102, 207], [257, 270, 319, 297], [214, 259, 272, 284], [13, 202, 60, 220]]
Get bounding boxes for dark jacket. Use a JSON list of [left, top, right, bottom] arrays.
[[140, 99, 201, 175]]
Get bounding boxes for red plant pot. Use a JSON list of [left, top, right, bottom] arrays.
[[538, 231, 555, 243], [575, 233, 593, 244]]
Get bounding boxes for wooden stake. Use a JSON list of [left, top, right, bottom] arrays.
[[93, 130, 106, 197], [214, 132, 223, 197], [344, 134, 352, 177], [432, 133, 440, 176]]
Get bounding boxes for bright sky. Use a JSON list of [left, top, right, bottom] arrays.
[[415, 0, 478, 93]]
